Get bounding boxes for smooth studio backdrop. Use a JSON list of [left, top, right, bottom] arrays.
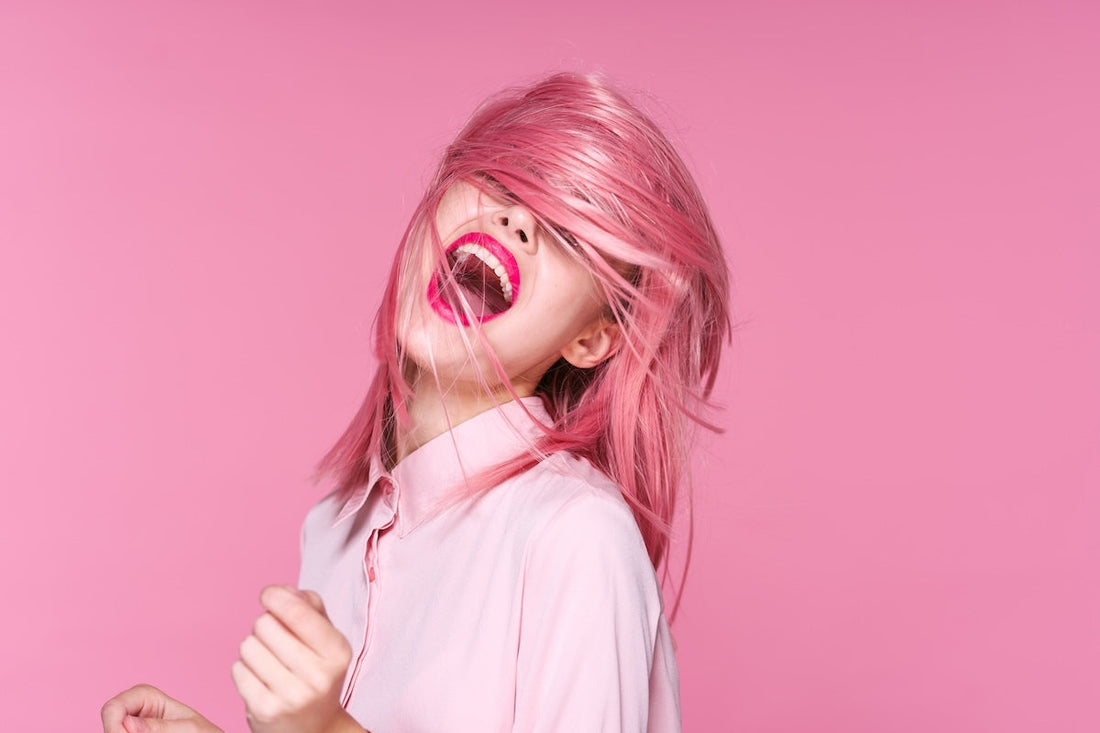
[[1, 1, 1097, 730]]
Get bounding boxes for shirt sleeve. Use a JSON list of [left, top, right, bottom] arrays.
[[513, 491, 679, 732]]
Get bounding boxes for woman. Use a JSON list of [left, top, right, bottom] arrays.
[[102, 71, 730, 733]]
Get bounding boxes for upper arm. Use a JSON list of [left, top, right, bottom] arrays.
[[513, 492, 666, 732]]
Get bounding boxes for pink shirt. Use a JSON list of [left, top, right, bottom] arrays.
[[298, 396, 682, 732]]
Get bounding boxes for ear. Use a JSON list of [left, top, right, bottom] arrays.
[[560, 317, 622, 369]]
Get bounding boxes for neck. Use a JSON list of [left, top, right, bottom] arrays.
[[395, 373, 535, 463]]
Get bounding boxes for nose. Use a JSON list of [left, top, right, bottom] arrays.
[[491, 204, 538, 254]]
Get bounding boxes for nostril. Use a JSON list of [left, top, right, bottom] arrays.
[[519, 230, 528, 243], [501, 216, 509, 226]]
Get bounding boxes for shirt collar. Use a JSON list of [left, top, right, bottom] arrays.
[[332, 396, 552, 536]]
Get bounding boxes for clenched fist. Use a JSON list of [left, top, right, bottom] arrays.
[[101, 683, 222, 733], [232, 585, 359, 733]]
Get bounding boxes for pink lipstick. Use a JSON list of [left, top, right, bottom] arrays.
[[427, 232, 522, 326]]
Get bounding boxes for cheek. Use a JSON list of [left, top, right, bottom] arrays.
[[546, 281, 606, 334], [489, 306, 580, 365]]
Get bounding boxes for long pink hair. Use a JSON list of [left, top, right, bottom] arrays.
[[317, 72, 731, 614]]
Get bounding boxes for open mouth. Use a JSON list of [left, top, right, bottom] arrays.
[[427, 232, 521, 325]]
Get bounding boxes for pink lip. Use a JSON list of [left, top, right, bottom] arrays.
[[427, 232, 522, 326]]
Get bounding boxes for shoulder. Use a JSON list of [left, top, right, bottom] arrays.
[[514, 453, 659, 602], [299, 488, 345, 546], [510, 453, 648, 558], [302, 488, 342, 527]]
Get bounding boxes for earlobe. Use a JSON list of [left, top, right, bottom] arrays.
[[560, 319, 622, 369]]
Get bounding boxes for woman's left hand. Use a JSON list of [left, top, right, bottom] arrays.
[[232, 585, 355, 733]]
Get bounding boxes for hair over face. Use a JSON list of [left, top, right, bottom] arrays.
[[317, 72, 731, 611]]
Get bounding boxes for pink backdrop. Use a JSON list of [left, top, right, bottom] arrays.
[[2, 1, 1097, 730]]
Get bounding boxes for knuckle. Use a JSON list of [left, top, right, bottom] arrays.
[[286, 685, 311, 711], [101, 683, 159, 723], [254, 696, 282, 722], [283, 601, 311, 629], [253, 612, 276, 638], [334, 637, 353, 667], [99, 699, 119, 721], [304, 589, 324, 610], [231, 660, 250, 690], [249, 698, 270, 721], [260, 584, 284, 606], [304, 668, 330, 693]]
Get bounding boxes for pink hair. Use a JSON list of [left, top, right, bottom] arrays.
[[317, 72, 731, 615]]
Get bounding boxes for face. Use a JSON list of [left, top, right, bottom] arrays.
[[396, 180, 612, 399]]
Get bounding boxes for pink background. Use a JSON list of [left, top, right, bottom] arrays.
[[2, 1, 1097, 730]]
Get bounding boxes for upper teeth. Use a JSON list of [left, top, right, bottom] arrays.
[[455, 243, 513, 302]]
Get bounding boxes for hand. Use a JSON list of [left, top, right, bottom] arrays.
[[232, 585, 355, 733], [101, 683, 223, 733]]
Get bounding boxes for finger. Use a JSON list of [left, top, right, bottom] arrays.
[[123, 715, 208, 733], [102, 684, 162, 730], [238, 633, 303, 699], [102, 685, 196, 732], [231, 659, 276, 719], [259, 585, 346, 659], [252, 610, 315, 677], [298, 588, 326, 615]]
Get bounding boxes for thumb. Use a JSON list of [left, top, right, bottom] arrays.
[[123, 716, 194, 733]]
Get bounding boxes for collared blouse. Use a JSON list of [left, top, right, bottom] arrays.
[[298, 396, 682, 732]]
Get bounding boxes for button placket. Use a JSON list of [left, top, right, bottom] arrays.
[[341, 478, 397, 710]]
